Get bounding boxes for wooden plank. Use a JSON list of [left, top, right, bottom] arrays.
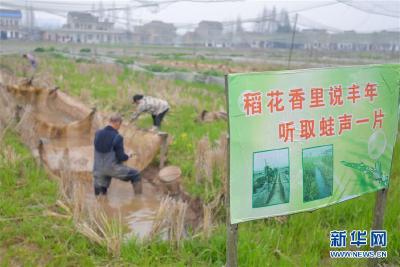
[[158, 131, 168, 169]]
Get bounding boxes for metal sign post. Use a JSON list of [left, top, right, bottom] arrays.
[[225, 74, 238, 267], [368, 188, 388, 267]]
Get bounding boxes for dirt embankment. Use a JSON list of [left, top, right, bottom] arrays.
[[0, 74, 202, 238]]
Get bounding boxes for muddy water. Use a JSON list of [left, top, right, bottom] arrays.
[[2, 80, 168, 239], [78, 168, 163, 239], [39, 117, 164, 239]]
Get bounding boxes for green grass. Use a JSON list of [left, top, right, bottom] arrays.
[[0, 132, 110, 266], [1, 130, 398, 266], [155, 52, 189, 61], [115, 57, 135, 65], [0, 131, 226, 266], [0, 53, 399, 266], [201, 69, 224, 77], [143, 63, 224, 77]]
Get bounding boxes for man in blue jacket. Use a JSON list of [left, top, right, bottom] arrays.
[[93, 114, 142, 196]]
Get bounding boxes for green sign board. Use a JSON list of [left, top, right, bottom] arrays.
[[227, 65, 399, 224]]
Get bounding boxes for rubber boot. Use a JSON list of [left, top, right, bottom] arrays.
[[94, 186, 107, 196], [133, 180, 143, 195]]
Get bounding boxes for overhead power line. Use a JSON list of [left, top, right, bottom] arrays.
[[0, 0, 397, 33], [336, 0, 400, 18]]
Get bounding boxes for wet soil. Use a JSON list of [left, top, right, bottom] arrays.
[[1, 79, 202, 239]]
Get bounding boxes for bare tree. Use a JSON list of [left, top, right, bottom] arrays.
[[235, 16, 243, 34], [277, 9, 292, 33]]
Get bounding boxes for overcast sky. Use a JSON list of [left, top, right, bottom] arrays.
[[254, 148, 288, 171], [3, 0, 400, 33]]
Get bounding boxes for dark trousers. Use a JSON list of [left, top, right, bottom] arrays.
[[94, 164, 140, 196], [151, 108, 169, 127]]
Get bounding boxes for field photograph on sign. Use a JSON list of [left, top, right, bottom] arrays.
[[252, 148, 290, 208], [303, 145, 333, 202]]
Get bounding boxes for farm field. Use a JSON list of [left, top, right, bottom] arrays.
[[0, 46, 399, 266]]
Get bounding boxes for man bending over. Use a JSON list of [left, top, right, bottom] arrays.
[[131, 94, 169, 130]]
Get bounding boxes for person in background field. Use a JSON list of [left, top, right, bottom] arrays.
[[131, 94, 169, 130], [93, 114, 142, 196], [22, 53, 37, 84]]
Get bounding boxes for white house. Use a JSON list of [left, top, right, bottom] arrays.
[[0, 9, 22, 40], [44, 12, 124, 44]]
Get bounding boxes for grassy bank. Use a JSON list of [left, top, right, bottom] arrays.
[[0, 132, 108, 266], [0, 53, 399, 266], [0, 131, 227, 266], [1, 129, 399, 266]]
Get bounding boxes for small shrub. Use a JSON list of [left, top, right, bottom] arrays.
[[202, 69, 224, 77], [115, 57, 135, 65], [34, 47, 55, 53], [34, 47, 46, 52], [52, 53, 66, 59], [144, 64, 171, 73], [156, 53, 187, 60], [80, 48, 91, 53], [75, 58, 91, 63]]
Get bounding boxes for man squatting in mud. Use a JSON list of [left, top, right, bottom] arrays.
[[93, 114, 142, 196], [131, 94, 169, 130]]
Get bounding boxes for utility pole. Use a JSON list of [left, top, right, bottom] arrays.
[[30, 4, 35, 29], [24, 0, 34, 40], [125, 5, 131, 32], [287, 13, 298, 69], [25, 0, 28, 26], [225, 75, 238, 267], [112, 1, 116, 23], [99, 1, 104, 21]]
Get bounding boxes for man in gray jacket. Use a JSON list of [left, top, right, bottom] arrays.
[[93, 114, 142, 196], [131, 94, 169, 129]]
